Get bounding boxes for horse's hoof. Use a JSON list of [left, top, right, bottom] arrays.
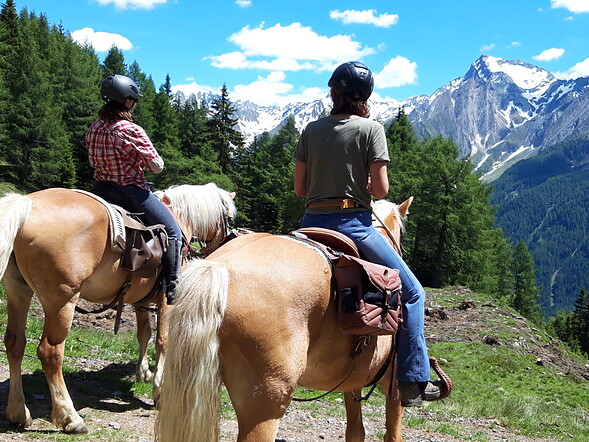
[[137, 370, 154, 383], [63, 421, 88, 434], [8, 416, 33, 428], [7, 408, 32, 428]]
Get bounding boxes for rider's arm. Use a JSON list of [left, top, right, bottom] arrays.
[[294, 160, 307, 197], [369, 161, 389, 199]]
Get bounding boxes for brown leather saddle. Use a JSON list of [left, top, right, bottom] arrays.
[[290, 227, 403, 336]]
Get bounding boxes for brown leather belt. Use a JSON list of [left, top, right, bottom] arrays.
[[307, 199, 360, 209]]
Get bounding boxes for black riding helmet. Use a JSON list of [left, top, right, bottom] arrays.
[[100, 74, 143, 105], [328, 61, 374, 101]]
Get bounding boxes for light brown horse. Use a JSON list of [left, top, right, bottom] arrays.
[[156, 198, 412, 442], [0, 183, 236, 434]]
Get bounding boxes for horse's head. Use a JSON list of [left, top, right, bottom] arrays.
[[156, 183, 237, 255], [371, 197, 412, 256]]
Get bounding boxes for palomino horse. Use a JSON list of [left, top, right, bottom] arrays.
[[156, 198, 413, 442], [0, 183, 236, 434]]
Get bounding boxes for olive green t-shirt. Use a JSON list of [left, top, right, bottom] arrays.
[[294, 115, 389, 214]]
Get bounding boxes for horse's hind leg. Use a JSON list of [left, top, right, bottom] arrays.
[[222, 347, 299, 441], [3, 260, 34, 428], [36, 299, 87, 434], [344, 390, 365, 441], [135, 307, 153, 383]]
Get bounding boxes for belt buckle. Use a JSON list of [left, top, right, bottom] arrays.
[[341, 199, 356, 209]]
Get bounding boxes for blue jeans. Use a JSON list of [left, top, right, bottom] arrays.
[[92, 181, 182, 240], [301, 211, 430, 382], [91, 181, 183, 292]]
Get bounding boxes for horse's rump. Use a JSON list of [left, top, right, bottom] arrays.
[[206, 233, 394, 391]]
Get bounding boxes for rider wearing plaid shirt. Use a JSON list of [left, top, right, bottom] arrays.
[[87, 119, 163, 190], [87, 75, 182, 305]]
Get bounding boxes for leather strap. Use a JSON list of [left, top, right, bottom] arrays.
[[307, 199, 361, 209], [429, 356, 453, 400]]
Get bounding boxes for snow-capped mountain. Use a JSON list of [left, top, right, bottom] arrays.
[[175, 55, 589, 180]]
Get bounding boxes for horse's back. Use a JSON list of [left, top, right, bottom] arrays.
[[209, 233, 333, 318]]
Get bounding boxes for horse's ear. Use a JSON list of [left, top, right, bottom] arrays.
[[398, 196, 413, 218], [228, 192, 236, 200]]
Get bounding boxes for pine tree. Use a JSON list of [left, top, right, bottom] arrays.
[[0, 3, 76, 189], [512, 240, 543, 324], [207, 84, 243, 175], [148, 75, 185, 189], [234, 118, 302, 232], [571, 288, 589, 355], [128, 62, 157, 136], [51, 27, 102, 188], [102, 46, 126, 77]]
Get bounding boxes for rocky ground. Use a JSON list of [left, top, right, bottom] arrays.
[[1, 288, 587, 441]]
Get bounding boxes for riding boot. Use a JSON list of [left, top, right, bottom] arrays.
[[164, 237, 182, 305]]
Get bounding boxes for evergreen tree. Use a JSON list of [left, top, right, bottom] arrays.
[[512, 240, 543, 324], [0, 3, 75, 189], [571, 288, 589, 355], [52, 31, 102, 188], [149, 75, 186, 189], [102, 45, 126, 77], [128, 62, 157, 136], [207, 84, 243, 175], [235, 118, 302, 232], [386, 107, 421, 200]]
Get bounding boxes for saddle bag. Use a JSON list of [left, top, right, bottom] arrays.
[[334, 255, 403, 336], [120, 225, 167, 277]]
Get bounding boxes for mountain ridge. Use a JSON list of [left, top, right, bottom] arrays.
[[176, 55, 589, 181]]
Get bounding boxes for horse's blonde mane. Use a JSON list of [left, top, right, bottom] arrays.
[[155, 183, 236, 240], [372, 199, 405, 233]]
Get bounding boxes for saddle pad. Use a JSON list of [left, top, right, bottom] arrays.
[[72, 189, 126, 248]]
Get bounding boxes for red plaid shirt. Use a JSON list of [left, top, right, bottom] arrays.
[[86, 119, 163, 190]]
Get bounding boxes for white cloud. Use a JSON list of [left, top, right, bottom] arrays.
[[173, 72, 326, 107], [480, 43, 496, 52], [329, 9, 399, 28], [208, 23, 375, 73], [95, 0, 167, 10], [235, 0, 252, 7], [550, 0, 589, 13], [533, 47, 565, 61], [555, 57, 589, 78], [71, 27, 133, 52], [510, 41, 521, 47], [233, 71, 327, 106], [374, 56, 418, 88]]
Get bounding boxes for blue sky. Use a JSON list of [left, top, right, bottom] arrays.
[[16, 0, 589, 106]]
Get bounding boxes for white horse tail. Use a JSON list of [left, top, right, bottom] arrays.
[[156, 259, 229, 442], [0, 193, 32, 278]]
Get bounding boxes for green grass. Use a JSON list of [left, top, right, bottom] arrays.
[[423, 341, 589, 440], [2, 285, 589, 441]]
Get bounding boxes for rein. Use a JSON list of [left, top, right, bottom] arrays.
[[372, 210, 402, 256], [292, 334, 397, 403]]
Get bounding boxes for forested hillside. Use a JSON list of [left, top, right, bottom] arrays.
[[491, 136, 589, 316], [2, 1, 582, 331]]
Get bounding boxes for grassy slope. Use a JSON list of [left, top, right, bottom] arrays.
[[1, 286, 588, 441]]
